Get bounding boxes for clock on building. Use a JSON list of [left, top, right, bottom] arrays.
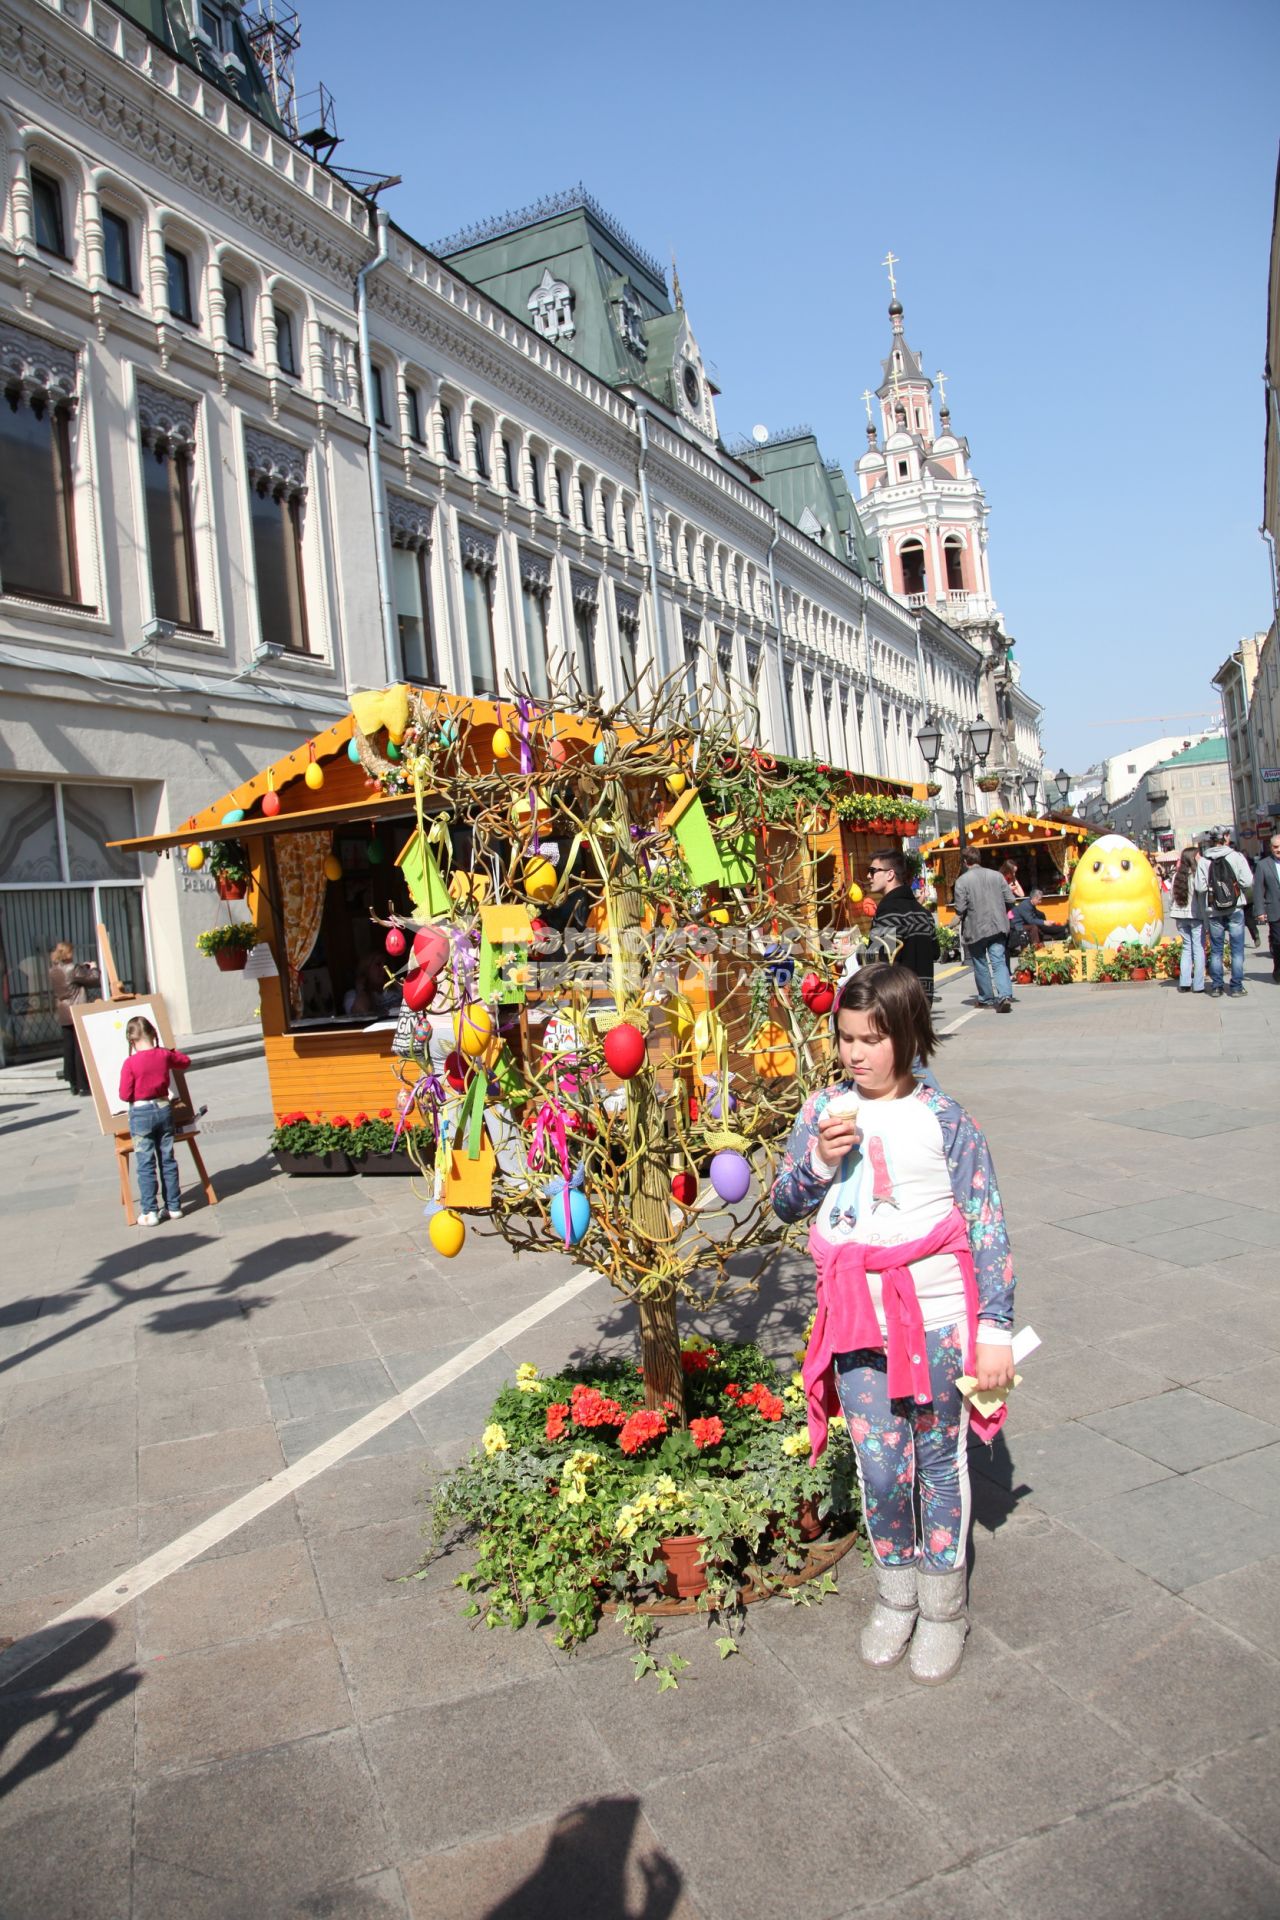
[[682, 364, 701, 410]]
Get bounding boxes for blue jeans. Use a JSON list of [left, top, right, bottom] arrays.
[[969, 935, 1012, 1005], [130, 1100, 181, 1215], [1207, 910, 1245, 993], [1178, 921, 1206, 991]]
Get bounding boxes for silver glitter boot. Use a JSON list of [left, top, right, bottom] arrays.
[[859, 1561, 919, 1670], [909, 1566, 968, 1685]]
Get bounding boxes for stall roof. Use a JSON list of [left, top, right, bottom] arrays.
[[921, 812, 1090, 859]]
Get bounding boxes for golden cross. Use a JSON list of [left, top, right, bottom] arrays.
[[861, 389, 875, 423], [890, 365, 903, 407], [882, 251, 899, 299], [936, 369, 948, 409]]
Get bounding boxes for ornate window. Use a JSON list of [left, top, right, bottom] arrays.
[[520, 549, 551, 700], [274, 306, 298, 377], [388, 495, 436, 685], [102, 210, 133, 293], [502, 437, 518, 493], [245, 428, 309, 654], [527, 268, 575, 344], [460, 525, 498, 696], [138, 382, 200, 630], [31, 171, 67, 258], [616, 588, 641, 696], [0, 322, 81, 606], [471, 415, 490, 482], [165, 244, 194, 323], [405, 384, 423, 443], [681, 611, 702, 724], [570, 570, 600, 699], [440, 401, 458, 463], [943, 538, 965, 592], [613, 285, 647, 357], [369, 365, 388, 428]]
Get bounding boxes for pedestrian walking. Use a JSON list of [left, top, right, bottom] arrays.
[[1167, 845, 1208, 993], [771, 963, 1016, 1685], [1254, 831, 1280, 983], [864, 849, 940, 1003], [1202, 829, 1253, 998], [952, 849, 1016, 1011], [47, 939, 98, 1095], [119, 1016, 192, 1226]]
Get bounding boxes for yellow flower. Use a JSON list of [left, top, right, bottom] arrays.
[[782, 1430, 810, 1458], [515, 1362, 544, 1394], [790, 1371, 805, 1390], [680, 1333, 710, 1352], [828, 1413, 847, 1432], [481, 1423, 509, 1455], [559, 1449, 601, 1506]]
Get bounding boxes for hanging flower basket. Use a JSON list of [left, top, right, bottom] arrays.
[[926, 781, 942, 798], [196, 922, 260, 965], [976, 776, 1000, 794], [214, 946, 249, 972]]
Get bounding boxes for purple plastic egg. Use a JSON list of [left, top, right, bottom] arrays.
[[709, 1150, 751, 1204]]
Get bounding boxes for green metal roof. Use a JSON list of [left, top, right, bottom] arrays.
[[104, 0, 286, 130], [1156, 736, 1228, 768]]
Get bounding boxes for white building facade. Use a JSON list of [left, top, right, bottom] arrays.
[[0, 0, 1045, 1058]]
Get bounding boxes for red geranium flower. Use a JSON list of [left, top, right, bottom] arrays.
[[619, 1409, 667, 1455], [690, 1416, 725, 1450], [353, 1112, 369, 1127], [680, 1347, 717, 1373], [740, 1382, 785, 1422], [331, 1115, 351, 1129], [379, 1108, 393, 1120], [545, 1402, 569, 1443], [569, 1384, 625, 1429], [724, 1383, 741, 1399]]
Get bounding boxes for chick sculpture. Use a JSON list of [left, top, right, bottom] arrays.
[[1067, 834, 1163, 951]]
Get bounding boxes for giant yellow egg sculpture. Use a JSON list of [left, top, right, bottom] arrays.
[[1067, 834, 1163, 951]]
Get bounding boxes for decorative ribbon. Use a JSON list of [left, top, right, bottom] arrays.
[[351, 685, 410, 740], [515, 695, 535, 776]]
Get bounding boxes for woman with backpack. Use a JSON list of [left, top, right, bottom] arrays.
[[1167, 847, 1208, 994], [1202, 830, 1254, 999]]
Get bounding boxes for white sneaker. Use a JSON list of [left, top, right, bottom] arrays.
[[137, 1211, 162, 1228]]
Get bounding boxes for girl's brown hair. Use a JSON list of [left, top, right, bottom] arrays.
[[50, 940, 74, 965], [1172, 846, 1198, 910], [834, 962, 941, 1075], [125, 1016, 159, 1052]]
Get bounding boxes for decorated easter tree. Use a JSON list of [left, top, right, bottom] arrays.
[[350, 655, 833, 1425]]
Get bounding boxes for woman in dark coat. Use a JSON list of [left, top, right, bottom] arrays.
[[48, 940, 91, 1095]]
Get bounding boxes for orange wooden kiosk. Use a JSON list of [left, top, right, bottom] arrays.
[[922, 811, 1092, 928], [114, 688, 925, 1124]]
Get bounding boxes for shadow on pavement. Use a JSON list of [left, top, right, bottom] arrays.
[[0, 1106, 78, 1138], [0, 1618, 139, 1801], [484, 1795, 682, 1920]]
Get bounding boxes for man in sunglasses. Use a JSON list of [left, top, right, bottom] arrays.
[[864, 849, 940, 1005]]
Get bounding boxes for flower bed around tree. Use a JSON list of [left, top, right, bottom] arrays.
[[417, 1337, 861, 1687]]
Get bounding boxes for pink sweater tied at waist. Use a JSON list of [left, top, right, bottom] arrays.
[[802, 1205, 1001, 1460]]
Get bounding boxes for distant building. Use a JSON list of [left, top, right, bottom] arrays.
[[1078, 733, 1217, 828], [1211, 636, 1267, 849], [1115, 737, 1232, 851]]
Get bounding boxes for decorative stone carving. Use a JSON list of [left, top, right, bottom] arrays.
[[570, 569, 599, 614], [527, 268, 575, 344], [520, 549, 551, 594], [245, 426, 307, 499], [138, 380, 197, 458], [387, 494, 432, 552], [0, 320, 78, 416], [613, 285, 647, 358], [461, 525, 497, 575], [615, 588, 640, 634], [680, 611, 701, 647]]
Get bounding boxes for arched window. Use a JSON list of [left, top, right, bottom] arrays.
[[900, 540, 926, 598], [944, 539, 965, 592]]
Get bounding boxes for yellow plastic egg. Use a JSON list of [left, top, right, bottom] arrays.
[[709, 907, 730, 925], [305, 762, 325, 790], [428, 1209, 466, 1259], [323, 854, 343, 883], [523, 856, 557, 901], [1067, 834, 1163, 951], [492, 727, 513, 759], [186, 844, 206, 871], [847, 882, 863, 904], [455, 1002, 496, 1058], [667, 772, 688, 796]]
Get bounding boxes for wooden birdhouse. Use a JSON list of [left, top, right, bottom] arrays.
[[396, 830, 452, 917], [478, 904, 534, 1005], [663, 788, 727, 887]]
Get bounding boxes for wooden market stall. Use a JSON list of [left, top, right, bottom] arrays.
[[922, 811, 1092, 928], [112, 686, 925, 1122]]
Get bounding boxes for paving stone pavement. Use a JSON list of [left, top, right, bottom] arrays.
[[0, 963, 1278, 1918]]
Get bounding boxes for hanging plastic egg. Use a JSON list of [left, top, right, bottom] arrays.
[[456, 1003, 496, 1058], [443, 1050, 469, 1092], [367, 840, 385, 865], [709, 1150, 752, 1204], [262, 789, 281, 817], [603, 1022, 646, 1079], [429, 1209, 466, 1259], [439, 718, 459, 747], [592, 742, 608, 767], [386, 741, 401, 761], [411, 926, 450, 979], [323, 854, 343, 884], [709, 907, 730, 925], [186, 845, 206, 871], [547, 738, 567, 767], [523, 856, 557, 901], [348, 740, 361, 763], [305, 762, 325, 791], [667, 772, 687, 796], [385, 928, 407, 958], [847, 881, 863, 904], [492, 727, 513, 759], [551, 1187, 591, 1245], [671, 1169, 698, 1207], [221, 809, 245, 826], [402, 968, 437, 1013], [706, 1088, 737, 1121], [808, 983, 835, 1015]]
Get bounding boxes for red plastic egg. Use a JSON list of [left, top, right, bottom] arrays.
[[402, 968, 437, 1012], [671, 1170, 698, 1207], [547, 738, 568, 766], [261, 789, 281, 817], [800, 972, 821, 1001], [385, 928, 407, 958], [808, 983, 835, 1014], [603, 1022, 646, 1080], [444, 1050, 469, 1092]]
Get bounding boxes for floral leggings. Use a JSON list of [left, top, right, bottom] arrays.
[[834, 1322, 970, 1572]]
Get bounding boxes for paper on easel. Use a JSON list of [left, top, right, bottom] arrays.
[[243, 944, 279, 979]]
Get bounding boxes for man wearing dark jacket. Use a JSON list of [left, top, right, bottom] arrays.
[[1255, 831, 1280, 983], [1009, 889, 1053, 952], [866, 849, 940, 1003]]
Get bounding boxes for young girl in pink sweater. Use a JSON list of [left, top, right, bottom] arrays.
[[772, 963, 1016, 1683], [119, 1017, 191, 1227]]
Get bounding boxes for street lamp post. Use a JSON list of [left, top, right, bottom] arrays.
[[915, 715, 995, 852]]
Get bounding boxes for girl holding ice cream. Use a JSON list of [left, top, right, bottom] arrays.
[[771, 963, 1016, 1684]]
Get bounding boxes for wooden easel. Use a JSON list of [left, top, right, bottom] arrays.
[[72, 927, 218, 1225]]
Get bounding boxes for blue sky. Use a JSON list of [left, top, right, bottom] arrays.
[[299, 0, 1278, 770]]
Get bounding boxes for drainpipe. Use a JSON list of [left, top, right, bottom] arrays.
[[356, 207, 398, 686], [634, 401, 669, 680]]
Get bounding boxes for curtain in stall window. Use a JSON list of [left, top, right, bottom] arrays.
[[274, 831, 330, 1013]]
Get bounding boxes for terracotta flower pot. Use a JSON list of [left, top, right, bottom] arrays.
[[215, 876, 247, 901], [658, 1534, 709, 1600], [1015, 971, 1033, 985], [213, 946, 249, 971], [1131, 967, 1150, 982], [797, 1497, 824, 1543]]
